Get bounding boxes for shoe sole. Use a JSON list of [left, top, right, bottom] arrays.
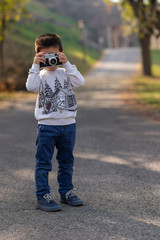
[[36, 204, 62, 212], [61, 200, 83, 206]]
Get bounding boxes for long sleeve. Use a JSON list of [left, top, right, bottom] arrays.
[[63, 61, 85, 87], [26, 64, 41, 93]]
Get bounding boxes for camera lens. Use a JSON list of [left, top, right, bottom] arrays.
[[49, 57, 57, 66]]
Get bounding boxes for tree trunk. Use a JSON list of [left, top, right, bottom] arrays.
[[139, 34, 152, 76]]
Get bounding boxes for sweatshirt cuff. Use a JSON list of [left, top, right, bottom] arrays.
[[29, 64, 40, 74], [32, 63, 40, 70], [63, 61, 72, 70]]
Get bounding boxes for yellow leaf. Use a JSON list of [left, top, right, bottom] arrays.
[[14, 15, 20, 21]]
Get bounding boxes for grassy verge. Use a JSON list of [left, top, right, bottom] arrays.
[[135, 49, 160, 111], [7, 20, 101, 74], [0, 0, 101, 95]]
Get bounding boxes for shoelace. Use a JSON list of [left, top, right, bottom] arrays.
[[65, 191, 77, 199], [43, 193, 53, 202]]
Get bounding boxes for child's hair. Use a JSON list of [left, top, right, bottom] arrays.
[[35, 33, 63, 53]]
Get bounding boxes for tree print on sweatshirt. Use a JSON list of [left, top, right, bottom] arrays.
[[39, 77, 77, 114]]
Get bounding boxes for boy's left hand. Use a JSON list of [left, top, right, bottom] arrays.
[[57, 52, 68, 65]]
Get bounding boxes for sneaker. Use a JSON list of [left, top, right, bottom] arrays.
[[61, 190, 83, 206], [36, 193, 62, 212]]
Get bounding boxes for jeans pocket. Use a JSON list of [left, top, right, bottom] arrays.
[[36, 124, 43, 136], [37, 124, 44, 131]]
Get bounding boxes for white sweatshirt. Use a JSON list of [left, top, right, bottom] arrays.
[[26, 61, 85, 125]]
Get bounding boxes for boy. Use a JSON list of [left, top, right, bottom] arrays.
[[26, 33, 85, 212]]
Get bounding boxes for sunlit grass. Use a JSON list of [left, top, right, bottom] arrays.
[[151, 49, 160, 65], [6, 19, 101, 74], [27, 0, 76, 26], [1, 0, 101, 98], [135, 49, 160, 111]]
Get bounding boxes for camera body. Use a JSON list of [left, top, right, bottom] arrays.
[[40, 53, 62, 69]]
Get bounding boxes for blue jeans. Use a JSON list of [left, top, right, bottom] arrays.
[[35, 124, 76, 200]]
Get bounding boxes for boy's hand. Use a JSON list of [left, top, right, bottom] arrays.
[[33, 52, 46, 65], [57, 52, 68, 65]]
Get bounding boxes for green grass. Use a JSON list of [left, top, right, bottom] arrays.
[[5, 2, 101, 75], [7, 20, 100, 73], [151, 49, 160, 65], [135, 49, 160, 111], [27, 0, 76, 26], [1, 0, 101, 93]]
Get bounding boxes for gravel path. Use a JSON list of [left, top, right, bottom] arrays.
[[1, 48, 160, 240]]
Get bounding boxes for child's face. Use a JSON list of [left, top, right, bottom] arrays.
[[40, 46, 60, 71]]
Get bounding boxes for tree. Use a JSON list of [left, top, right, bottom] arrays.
[[105, 0, 160, 76], [0, 0, 29, 82], [55, 77, 62, 90]]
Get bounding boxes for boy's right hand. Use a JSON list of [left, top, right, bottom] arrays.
[[33, 52, 46, 65]]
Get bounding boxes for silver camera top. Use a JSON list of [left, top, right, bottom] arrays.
[[44, 52, 57, 58]]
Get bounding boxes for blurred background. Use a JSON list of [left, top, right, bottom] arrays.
[[0, 0, 137, 91], [0, 0, 160, 102]]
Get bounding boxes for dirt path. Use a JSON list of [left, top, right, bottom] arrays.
[[1, 48, 160, 240]]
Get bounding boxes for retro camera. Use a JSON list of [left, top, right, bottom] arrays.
[[40, 53, 62, 69]]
